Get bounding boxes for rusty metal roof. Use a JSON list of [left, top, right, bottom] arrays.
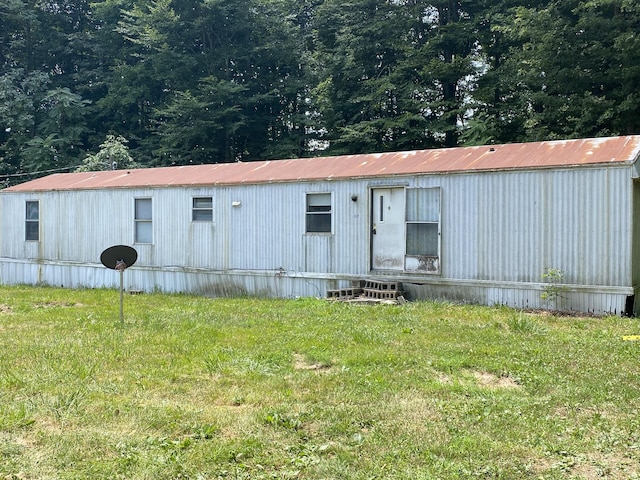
[[5, 136, 640, 192]]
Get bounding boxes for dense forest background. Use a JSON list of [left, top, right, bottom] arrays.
[[1, 0, 639, 185]]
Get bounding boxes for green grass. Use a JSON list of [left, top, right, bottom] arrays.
[[1, 285, 640, 479]]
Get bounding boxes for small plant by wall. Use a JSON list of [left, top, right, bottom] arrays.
[[541, 267, 567, 311]]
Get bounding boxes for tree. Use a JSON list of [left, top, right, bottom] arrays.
[[3, 0, 640, 178], [0, 0, 95, 182], [152, 78, 247, 165], [312, 0, 410, 154], [0, 72, 90, 177], [106, 0, 312, 164], [312, 0, 485, 153], [470, 0, 640, 144], [460, 0, 542, 144], [75, 135, 138, 171]]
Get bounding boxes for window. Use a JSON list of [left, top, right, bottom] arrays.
[[25, 201, 39, 241], [135, 198, 152, 243], [192, 196, 213, 221], [405, 188, 440, 272], [306, 193, 332, 233]]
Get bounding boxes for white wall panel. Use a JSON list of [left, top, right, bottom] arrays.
[[1, 163, 636, 315]]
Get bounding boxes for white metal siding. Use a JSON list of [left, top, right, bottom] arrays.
[[436, 166, 632, 287], [0, 163, 635, 314]]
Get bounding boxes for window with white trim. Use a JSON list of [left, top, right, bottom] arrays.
[[25, 200, 39, 241], [405, 187, 441, 273], [135, 198, 152, 243], [192, 196, 213, 222], [305, 193, 332, 233]]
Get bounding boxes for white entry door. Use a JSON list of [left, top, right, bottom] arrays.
[[371, 187, 405, 270]]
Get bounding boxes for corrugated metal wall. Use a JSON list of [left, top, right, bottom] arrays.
[[439, 166, 632, 287], [0, 164, 635, 314]]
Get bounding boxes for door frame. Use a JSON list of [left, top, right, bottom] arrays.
[[370, 186, 406, 272]]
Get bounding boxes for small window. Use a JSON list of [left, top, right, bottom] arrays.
[[306, 193, 332, 233], [25, 201, 39, 241], [135, 198, 152, 243], [192, 197, 213, 222]]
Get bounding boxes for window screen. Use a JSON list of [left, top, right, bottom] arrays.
[[405, 188, 440, 257], [25, 201, 39, 241], [193, 197, 213, 221], [135, 198, 152, 243], [306, 193, 332, 233]]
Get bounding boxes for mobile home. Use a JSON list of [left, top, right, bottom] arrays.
[[2, 135, 640, 315]]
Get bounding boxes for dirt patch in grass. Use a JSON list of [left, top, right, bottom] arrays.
[[433, 370, 521, 390], [0, 304, 13, 314], [292, 353, 332, 373], [34, 302, 84, 308], [393, 395, 444, 431], [521, 308, 603, 318], [436, 372, 453, 384], [472, 371, 521, 389], [558, 452, 640, 480]]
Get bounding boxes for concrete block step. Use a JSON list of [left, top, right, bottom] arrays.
[[364, 280, 401, 292], [364, 288, 401, 299], [327, 287, 364, 299]]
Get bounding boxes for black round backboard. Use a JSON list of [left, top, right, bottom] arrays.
[[100, 245, 138, 270]]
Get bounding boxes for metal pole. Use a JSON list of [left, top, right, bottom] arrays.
[[119, 268, 124, 323]]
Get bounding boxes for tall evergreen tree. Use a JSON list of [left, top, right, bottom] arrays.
[[0, 0, 92, 183], [105, 0, 313, 164], [3, 0, 640, 181], [399, 0, 485, 147], [312, 0, 484, 153], [470, 0, 640, 143]]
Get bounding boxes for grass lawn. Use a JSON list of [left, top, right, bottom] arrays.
[[1, 285, 640, 479]]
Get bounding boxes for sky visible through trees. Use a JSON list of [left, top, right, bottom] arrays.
[[1, 0, 639, 184]]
